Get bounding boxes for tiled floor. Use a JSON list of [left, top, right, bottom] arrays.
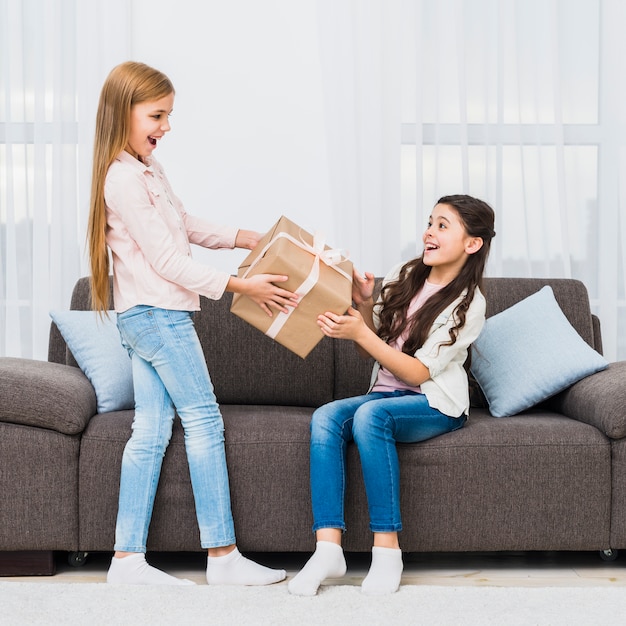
[[6, 549, 626, 588]]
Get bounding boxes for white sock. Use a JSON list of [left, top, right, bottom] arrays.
[[106, 553, 195, 586], [361, 546, 403, 595], [206, 547, 286, 586], [287, 541, 347, 596]]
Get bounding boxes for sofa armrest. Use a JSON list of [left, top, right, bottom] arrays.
[[0, 357, 96, 435], [549, 361, 626, 439]]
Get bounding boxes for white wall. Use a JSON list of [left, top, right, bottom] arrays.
[[129, 0, 335, 273]]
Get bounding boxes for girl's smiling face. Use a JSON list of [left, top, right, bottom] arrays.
[[125, 92, 175, 161], [422, 203, 483, 283]]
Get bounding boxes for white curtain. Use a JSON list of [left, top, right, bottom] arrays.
[[0, 0, 130, 360], [2, 0, 626, 363], [315, 0, 626, 361]]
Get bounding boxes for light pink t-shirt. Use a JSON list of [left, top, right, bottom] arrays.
[[105, 151, 238, 313], [371, 280, 444, 393]]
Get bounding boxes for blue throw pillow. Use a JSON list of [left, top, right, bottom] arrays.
[[470, 286, 609, 417], [49, 310, 134, 414]]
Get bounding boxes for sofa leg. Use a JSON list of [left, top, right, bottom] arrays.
[[67, 551, 89, 567], [0, 550, 56, 576], [600, 548, 619, 561]]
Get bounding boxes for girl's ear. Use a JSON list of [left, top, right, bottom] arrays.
[[465, 237, 484, 255]]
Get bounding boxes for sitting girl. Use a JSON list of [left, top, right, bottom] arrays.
[[288, 195, 495, 595]]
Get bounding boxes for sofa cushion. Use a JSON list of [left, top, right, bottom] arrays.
[[192, 293, 336, 407], [470, 286, 608, 417], [386, 410, 611, 552], [0, 357, 96, 435], [77, 406, 316, 552], [483, 277, 596, 346], [50, 310, 134, 414]]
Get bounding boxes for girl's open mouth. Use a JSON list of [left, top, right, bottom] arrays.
[[148, 136, 157, 146]]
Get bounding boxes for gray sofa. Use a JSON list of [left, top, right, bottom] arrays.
[[1, 276, 626, 576]]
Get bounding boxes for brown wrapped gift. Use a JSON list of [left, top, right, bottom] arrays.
[[230, 215, 353, 359]]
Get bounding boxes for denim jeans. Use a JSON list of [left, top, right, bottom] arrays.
[[310, 391, 466, 533], [114, 306, 235, 552]]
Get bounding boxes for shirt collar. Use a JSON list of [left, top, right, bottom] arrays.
[[116, 149, 154, 173]]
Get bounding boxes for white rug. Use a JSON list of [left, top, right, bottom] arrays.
[[2, 582, 626, 626]]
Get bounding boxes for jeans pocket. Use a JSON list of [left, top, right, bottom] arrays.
[[118, 308, 164, 360]]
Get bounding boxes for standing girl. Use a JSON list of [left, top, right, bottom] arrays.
[[88, 61, 297, 586], [288, 195, 495, 596]]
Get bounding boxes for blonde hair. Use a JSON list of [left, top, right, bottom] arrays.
[[87, 61, 175, 312]]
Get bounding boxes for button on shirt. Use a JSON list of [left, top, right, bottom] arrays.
[[105, 151, 238, 313]]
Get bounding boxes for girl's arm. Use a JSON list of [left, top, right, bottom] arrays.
[[107, 165, 297, 311], [352, 269, 377, 333], [351, 269, 377, 358], [352, 300, 376, 360], [317, 307, 430, 387], [234, 230, 262, 250]]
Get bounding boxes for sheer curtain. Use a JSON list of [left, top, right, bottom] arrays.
[[2, 0, 625, 363], [315, 0, 626, 361], [0, 0, 130, 360]]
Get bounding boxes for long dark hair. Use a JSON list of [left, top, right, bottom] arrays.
[[377, 195, 495, 354]]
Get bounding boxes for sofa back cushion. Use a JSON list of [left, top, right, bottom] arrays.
[[193, 293, 335, 407], [482, 277, 596, 348], [50, 277, 335, 407], [48, 276, 599, 410]]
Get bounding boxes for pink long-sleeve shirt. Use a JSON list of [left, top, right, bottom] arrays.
[[104, 150, 238, 313]]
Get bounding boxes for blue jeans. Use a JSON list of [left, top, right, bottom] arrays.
[[114, 306, 235, 552], [310, 391, 466, 533]]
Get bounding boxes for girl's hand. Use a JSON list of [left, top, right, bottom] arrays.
[[235, 230, 262, 250], [352, 269, 375, 306], [243, 274, 299, 316], [317, 307, 367, 341]]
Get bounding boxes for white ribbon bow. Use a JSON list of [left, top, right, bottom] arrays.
[[241, 230, 351, 340]]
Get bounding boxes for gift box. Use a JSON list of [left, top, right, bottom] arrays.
[[230, 215, 353, 358]]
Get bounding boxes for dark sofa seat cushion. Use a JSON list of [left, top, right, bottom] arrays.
[[373, 410, 612, 553], [77, 406, 317, 552]]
